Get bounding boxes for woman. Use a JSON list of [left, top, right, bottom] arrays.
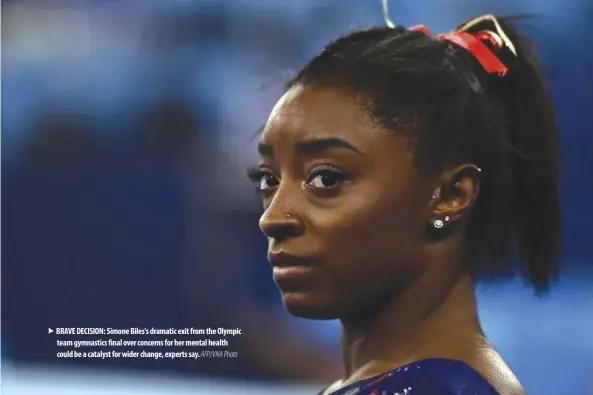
[[248, 9, 560, 395]]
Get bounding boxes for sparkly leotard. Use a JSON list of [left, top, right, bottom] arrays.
[[319, 358, 498, 395]]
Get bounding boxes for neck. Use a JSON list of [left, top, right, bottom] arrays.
[[338, 268, 483, 384]]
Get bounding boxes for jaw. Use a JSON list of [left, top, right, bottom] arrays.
[[280, 290, 343, 320]]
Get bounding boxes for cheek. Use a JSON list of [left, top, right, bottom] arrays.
[[309, 185, 429, 288], [314, 188, 426, 254]]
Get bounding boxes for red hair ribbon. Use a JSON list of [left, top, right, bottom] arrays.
[[409, 24, 509, 76]]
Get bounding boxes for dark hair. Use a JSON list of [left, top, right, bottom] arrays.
[[288, 16, 561, 293]]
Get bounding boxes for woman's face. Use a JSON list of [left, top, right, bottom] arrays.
[[256, 84, 436, 320]]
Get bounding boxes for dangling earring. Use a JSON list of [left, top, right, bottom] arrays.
[[432, 216, 450, 229]]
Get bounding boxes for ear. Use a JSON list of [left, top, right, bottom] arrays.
[[430, 164, 481, 222]]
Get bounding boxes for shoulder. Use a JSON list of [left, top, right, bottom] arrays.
[[322, 358, 501, 395], [472, 350, 526, 395], [398, 358, 501, 395]]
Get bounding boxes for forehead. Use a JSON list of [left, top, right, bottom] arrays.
[[261, 85, 372, 146]]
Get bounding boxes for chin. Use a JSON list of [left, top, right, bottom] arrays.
[[280, 291, 340, 320]]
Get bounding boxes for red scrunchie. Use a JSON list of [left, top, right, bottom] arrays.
[[409, 24, 509, 76]]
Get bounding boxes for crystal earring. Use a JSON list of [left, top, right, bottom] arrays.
[[433, 216, 450, 229]]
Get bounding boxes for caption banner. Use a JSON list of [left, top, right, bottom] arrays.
[[50, 327, 242, 360]]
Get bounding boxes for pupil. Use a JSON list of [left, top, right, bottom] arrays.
[[321, 174, 334, 186], [265, 175, 276, 187]]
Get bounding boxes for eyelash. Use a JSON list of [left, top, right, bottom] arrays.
[[247, 165, 347, 195], [247, 167, 277, 194]]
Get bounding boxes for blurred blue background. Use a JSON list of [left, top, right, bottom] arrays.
[[2, 0, 592, 394]]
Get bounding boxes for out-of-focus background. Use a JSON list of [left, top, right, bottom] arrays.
[[2, 0, 592, 394]]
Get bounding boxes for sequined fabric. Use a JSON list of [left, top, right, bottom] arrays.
[[318, 358, 499, 395]]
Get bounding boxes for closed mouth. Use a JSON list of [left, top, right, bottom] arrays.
[[268, 251, 312, 268], [271, 260, 315, 284]]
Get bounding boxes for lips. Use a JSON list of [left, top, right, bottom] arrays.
[[268, 250, 311, 266], [268, 251, 315, 283]]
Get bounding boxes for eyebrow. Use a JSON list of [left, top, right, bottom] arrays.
[[257, 137, 362, 158]]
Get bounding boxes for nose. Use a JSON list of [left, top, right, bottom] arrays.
[[259, 212, 302, 241], [259, 191, 303, 242]]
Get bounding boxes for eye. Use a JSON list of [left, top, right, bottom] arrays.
[[260, 173, 279, 191], [306, 167, 346, 190], [247, 167, 279, 193]]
